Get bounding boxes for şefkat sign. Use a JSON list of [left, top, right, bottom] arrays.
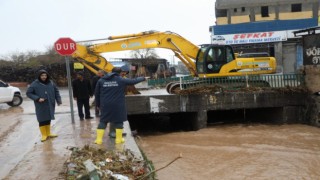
[[212, 31, 287, 45]]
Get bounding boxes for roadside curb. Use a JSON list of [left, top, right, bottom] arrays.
[[123, 120, 143, 160]]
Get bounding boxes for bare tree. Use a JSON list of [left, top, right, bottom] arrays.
[[130, 48, 159, 59], [9, 52, 27, 66], [45, 45, 58, 56]]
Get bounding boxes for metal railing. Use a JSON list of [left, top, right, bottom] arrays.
[[148, 74, 305, 90], [147, 75, 193, 86]]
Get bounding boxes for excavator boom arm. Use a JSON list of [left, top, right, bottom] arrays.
[[72, 31, 199, 75]]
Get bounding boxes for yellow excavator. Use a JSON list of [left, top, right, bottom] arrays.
[[71, 30, 277, 94]]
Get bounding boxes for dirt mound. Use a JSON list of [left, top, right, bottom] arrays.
[[177, 85, 309, 95]]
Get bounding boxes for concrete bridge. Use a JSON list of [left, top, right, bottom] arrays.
[[126, 91, 320, 130]]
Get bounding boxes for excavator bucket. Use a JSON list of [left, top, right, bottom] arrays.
[[126, 85, 141, 95]]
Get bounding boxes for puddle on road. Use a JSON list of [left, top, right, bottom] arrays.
[[0, 104, 10, 111], [0, 115, 101, 179], [0, 105, 23, 113]]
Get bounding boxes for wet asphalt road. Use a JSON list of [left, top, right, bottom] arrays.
[[0, 87, 165, 179], [0, 88, 104, 179]]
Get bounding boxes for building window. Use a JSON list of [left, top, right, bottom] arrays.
[[261, 6, 269, 17], [216, 9, 227, 17], [234, 8, 237, 13], [241, 7, 245, 12], [291, 4, 302, 12]]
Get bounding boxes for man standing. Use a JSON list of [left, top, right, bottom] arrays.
[[26, 69, 62, 142], [109, 65, 130, 138], [94, 67, 145, 144], [91, 70, 105, 117], [72, 72, 93, 120]]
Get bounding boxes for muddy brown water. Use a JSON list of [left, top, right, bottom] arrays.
[[138, 124, 320, 179], [0, 88, 320, 179]]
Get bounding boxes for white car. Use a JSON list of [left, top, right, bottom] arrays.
[[0, 80, 23, 107]]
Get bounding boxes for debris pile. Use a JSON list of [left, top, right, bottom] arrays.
[[270, 86, 309, 94], [177, 85, 309, 95], [59, 145, 149, 180]]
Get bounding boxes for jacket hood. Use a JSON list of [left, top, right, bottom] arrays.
[[37, 69, 50, 77], [37, 69, 50, 84], [102, 72, 119, 80]]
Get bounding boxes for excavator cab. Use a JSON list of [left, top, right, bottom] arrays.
[[196, 45, 235, 75]]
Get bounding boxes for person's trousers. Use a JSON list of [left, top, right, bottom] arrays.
[[97, 121, 123, 130], [77, 98, 91, 118], [39, 120, 51, 127], [95, 104, 100, 115], [92, 97, 100, 116]]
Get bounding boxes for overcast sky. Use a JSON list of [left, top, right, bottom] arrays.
[[0, 0, 216, 61]]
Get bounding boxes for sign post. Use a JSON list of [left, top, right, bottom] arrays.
[[54, 38, 77, 123]]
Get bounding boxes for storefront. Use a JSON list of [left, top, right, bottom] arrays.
[[211, 30, 303, 73]]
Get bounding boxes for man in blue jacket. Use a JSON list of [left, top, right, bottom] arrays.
[[26, 69, 62, 142], [94, 67, 145, 144]]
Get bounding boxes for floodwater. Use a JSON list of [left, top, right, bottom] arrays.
[[138, 124, 320, 179], [0, 88, 320, 179]]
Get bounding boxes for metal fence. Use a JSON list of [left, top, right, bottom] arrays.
[[148, 74, 305, 90], [147, 75, 193, 86]]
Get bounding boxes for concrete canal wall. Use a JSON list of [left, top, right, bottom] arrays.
[[126, 91, 320, 130], [304, 65, 320, 94], [304, 65, 320, 127]]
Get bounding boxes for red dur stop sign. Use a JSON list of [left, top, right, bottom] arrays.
[[54, 38, 77, 56]]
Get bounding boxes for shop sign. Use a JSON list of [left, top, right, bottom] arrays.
[[212, 31, 287, 45], [303, 34, 320, 65]]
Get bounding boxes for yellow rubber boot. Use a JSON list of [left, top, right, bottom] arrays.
[[115, 129, 125, 144], [39, 126, 48, 142], [45, 125, 58, 138], [94, 129, 105, 145]]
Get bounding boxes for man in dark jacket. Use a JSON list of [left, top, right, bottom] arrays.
[[94, 67, 145, 144], [72, 72, 93, 120], [91, 70, 105, 117], [26, 69, 62, 142]]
